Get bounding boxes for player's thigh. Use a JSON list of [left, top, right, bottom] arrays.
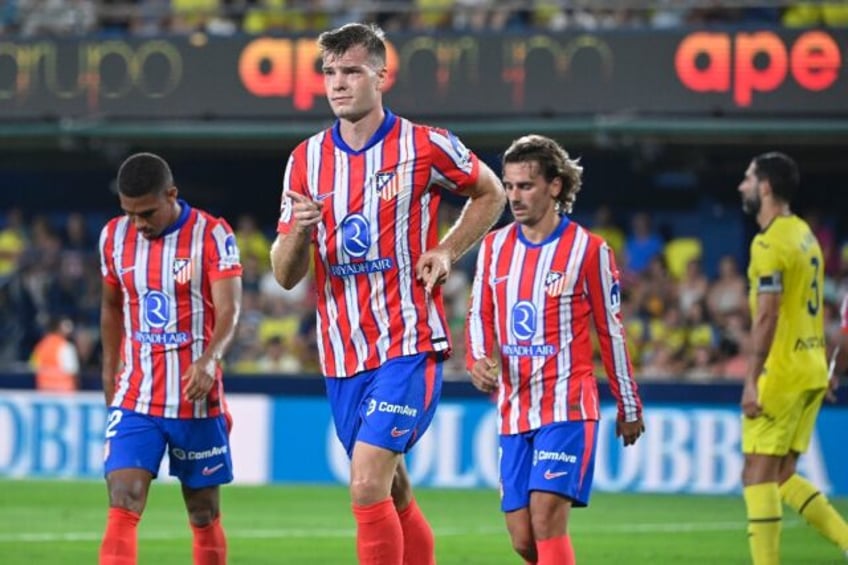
[[104, 408, 167, 478], [500, 431, 534, 513], [358, 352, 444, 454], [164, 415, 233, 489], [325, 372, 372, 457], [789, 388, 826, 454], [743, 389, 810, 456], [529, 490, 572, 539], [528, 420, 598, 508]]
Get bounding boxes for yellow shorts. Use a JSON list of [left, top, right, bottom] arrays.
[[741, 386, 826, 456]]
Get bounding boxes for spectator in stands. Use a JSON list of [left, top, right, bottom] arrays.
[[624, 212, 663, 275], [255, 335, 303, 374], [236, 213, 272, 270], [783, 2, 848, 27], [706, 255, 748, 324], [677, 258, 709, 314], [633, 255, 675, 319], [62, 212, 93, 254], [591, 204, 625, 263], [31, 315, 79, 392], [685, 345, 717, 381], [0, 208, 27, 281], [20, 0, 97, 36], [663, 232, 703, 282]]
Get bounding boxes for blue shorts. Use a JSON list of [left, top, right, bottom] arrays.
[[103, 408, 233, 489], [499, 420, 598, 513], [325, 352, 444, 457]]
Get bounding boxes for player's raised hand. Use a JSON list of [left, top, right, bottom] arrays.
[[741, 380, 762, 418], [616, 417, 645, 447], [415, 247, 452, 293], [470, 357, 499, 393], [286, 191, 323, 234], [182, 357, 217, 402]]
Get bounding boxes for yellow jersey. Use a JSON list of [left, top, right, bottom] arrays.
[[747, 215, 828, 391]]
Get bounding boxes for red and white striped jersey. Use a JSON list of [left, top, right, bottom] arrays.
[[466, 216, 642, 435], [277, 111, 479, 377], [99, 201, 242, 418]]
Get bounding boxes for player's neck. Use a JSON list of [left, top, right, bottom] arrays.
[[338, 107, 385, 151], [756, 201, 791, 230], [519, 210, 561, 244]]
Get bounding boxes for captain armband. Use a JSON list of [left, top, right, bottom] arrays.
[[757, 273, 782, 293]]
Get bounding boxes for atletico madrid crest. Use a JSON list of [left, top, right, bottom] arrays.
[[173, 258, 192, 284], [374, 171, 399, 201], [545, 271, 568, 297]]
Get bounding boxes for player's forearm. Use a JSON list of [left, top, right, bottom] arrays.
[[747, 309, 778, 382], [100, 303, 123, 405], [203, 304, 239, 366], [271, 232, 311, 289], [439, 171, 505, 263]]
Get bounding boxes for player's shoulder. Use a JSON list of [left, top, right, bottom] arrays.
[[100, 215, 126, 238], [193, 207, 233, 231], [572, 220, 607, 251], [483, 222, 516, 246]]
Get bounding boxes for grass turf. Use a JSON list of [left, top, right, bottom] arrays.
[[1, 480, 846, 564]]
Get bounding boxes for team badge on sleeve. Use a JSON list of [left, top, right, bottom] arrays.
[[173, 258, 192, 284]]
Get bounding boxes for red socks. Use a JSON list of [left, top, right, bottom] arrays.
[[100, 508, 226, 565], [191, 515, 227, 565], [100, 507, 141, 565], [397, 498, 435, 565], [537, 535, 575, 565], [353, 498, 404, 565]]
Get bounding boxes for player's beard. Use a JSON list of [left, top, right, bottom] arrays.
[[741, 192, 761, 216]]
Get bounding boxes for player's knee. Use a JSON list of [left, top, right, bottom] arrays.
[[187, 507, 218, 527], [350, 475, 391, 506], [107, 482, 147, 514], [510, 535, 537, 562]]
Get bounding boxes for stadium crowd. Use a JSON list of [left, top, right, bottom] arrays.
[[2, 203, 846, 382], [1, 1, 847, 38]]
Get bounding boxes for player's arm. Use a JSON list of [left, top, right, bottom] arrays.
[[100, 281, 123, 406], [271, 151, 318, 290], [466, 236, 498, 393], [184, 276, 242, 401], [417, 129, 506, 292], [743, 292, 780, 415], [270, 199, 317, 290], [438, 162, 505, 265], [585, 242, 644, 446]]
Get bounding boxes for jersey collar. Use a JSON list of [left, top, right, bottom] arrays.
[[331, 109, 397, 155]]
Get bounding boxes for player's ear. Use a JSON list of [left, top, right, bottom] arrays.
[[375, 65, 388, 90], [549, 177, 563, 200], [167, 185, 179, 200]]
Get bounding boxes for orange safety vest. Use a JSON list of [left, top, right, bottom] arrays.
[[32, 334, 77, 392]]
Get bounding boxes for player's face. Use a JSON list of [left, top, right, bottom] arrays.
[[323, 45, 386, 122], [503, 161, 562, 227], [120, 186, 179, 239], [738, 161, 762, 216]]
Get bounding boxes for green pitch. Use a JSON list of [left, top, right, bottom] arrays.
[[1, 480, 846, 564]]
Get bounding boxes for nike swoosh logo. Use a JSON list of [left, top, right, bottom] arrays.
[[391, 427, 410, 438], [201, 463, 225, 476], [491, 276, 509, 285], [315, 192, 334, 201], [544, 470, 568, 480], [118, 266, 135, 275]]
